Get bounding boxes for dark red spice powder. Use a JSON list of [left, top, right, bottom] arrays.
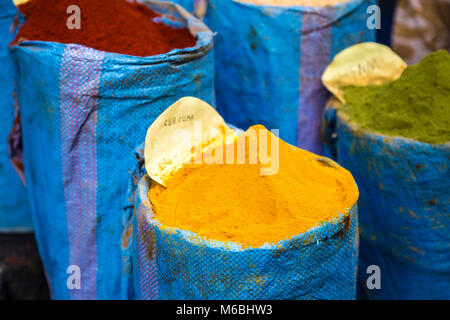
[[15, 0, 197, 57]]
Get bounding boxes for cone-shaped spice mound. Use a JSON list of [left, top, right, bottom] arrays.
[[15, 0, 197, 57], [149, 125, 359, 248], [343, 50, 450, 144]]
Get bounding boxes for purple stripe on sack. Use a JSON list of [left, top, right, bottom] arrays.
[[194, 0, 207, 19], [297, 8, 333, 155], [137, 203, 159, 300], [60, 45, 104, 300]]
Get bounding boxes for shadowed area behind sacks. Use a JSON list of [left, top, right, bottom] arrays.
[[0, 233, 50, 300]]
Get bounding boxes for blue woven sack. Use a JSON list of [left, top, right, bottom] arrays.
[[128, 140, 359, 299], [168, 0, 196, 11], [10, 0, 214, 299], [190, 0, 375, 155], [0, 0, 32, 232], [324, 99, 450, 299]]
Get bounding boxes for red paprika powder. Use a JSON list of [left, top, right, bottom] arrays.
[[15, 0, 197, 57]]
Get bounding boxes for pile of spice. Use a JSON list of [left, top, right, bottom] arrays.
[[149, 125, 359, 248], [15, 0, 196, 57], [239, 0, 349, 6], [342, 50, 450, 144]]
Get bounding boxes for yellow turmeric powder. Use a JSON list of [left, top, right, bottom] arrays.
[[149, 125, 358, 248]]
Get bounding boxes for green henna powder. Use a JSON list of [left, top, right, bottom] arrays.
[[342, 50, 450, 144]]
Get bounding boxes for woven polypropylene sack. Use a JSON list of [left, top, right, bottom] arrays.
[[168, 0, 196, 11], [131, 171, 359, 300], [10, 1, 214, 300], [323, 100, 450, 299], [0, 0, 32, 231], [193, 0, 375, 155]]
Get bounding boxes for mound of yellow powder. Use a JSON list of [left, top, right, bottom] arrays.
[[149, 125, 358, 248], [238, 0, 349, 7]]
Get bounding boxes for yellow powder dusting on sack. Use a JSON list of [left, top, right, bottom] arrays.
[[149, 125, 358, 248], [237, 0, 349, 7]]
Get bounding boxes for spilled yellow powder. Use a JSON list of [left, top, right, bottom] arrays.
[[237, 0, 349, 7], [149, 125, 358, 248]]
